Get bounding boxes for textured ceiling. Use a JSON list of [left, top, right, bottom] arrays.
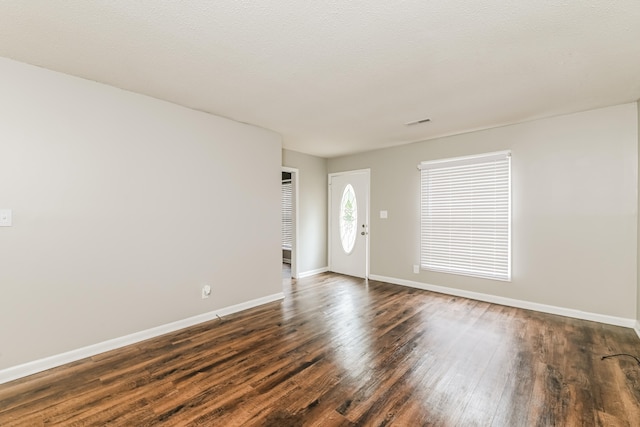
[[1, 1, 639, 158]]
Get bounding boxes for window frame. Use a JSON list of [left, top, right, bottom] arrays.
[[419, 151, 512, 281]]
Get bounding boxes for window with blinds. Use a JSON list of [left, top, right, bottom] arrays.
[[282, 180, 293, 251], [420, 151, 511, 281]]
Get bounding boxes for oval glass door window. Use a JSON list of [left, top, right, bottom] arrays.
[[339, 184, 358, 254]]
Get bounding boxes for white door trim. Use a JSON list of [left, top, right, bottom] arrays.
[[282, 166, 299, 279], [328, 168, 371, 278]]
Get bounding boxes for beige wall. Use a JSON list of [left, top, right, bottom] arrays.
[[0, 58, 283, 370], [282, 149, 328, 275], [638, 100, 640, 325], [329, 103, 638, 319]]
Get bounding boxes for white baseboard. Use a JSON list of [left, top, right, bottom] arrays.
[[297, 267, 329, 279], [635, 321, 640, 340], [0, 292, 284, 385], [369, 274, 637, 329]]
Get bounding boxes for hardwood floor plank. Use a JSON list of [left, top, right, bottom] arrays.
[[1, 271, 639, 426]]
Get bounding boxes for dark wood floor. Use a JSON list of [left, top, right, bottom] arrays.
[[1, 270, 640, 426]]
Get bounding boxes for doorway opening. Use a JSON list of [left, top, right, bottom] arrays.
[[282, 167, 299, 279]]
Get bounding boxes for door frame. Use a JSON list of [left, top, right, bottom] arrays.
[[328, 168, 371, 279], [282, 166, 299, 279]]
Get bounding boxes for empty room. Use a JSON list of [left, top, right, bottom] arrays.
[[1, 1, 640, 426]]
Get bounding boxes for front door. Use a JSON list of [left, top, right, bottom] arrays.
[[329, 169, 370, 278]]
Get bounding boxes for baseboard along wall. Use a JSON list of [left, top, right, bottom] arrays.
[[0, 292, 284, 385], [297, 267, 329, 279], [3, 273, 637, 385], [368, 274, 638, 330]]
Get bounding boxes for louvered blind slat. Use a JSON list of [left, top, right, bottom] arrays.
[[420, 151, 511, 281], [282, 181, 293, 251]]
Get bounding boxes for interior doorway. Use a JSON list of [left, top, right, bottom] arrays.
[[282, 167, 299, 279]]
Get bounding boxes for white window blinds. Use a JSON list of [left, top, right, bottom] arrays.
[[420, 151, 511, 281], [282, 181, 293, 251]]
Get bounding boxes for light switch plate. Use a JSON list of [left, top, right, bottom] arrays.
[[0, 209, 12, 227]]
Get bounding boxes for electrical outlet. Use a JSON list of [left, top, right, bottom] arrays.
[[413, 265, 420, 274], [201, 284, 212, 299], [0, 209, 12, 227]]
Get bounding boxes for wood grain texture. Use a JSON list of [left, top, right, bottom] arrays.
[[1, 270, 639, 426]]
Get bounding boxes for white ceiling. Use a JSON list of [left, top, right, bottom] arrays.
[[1, 1, 639, 158]]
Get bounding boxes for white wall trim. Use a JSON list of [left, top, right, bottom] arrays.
[[369, 274, 637, 329], [635, 320, 640, 340], [298, 267, 329, 279], [0, 292, 284, 385]]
